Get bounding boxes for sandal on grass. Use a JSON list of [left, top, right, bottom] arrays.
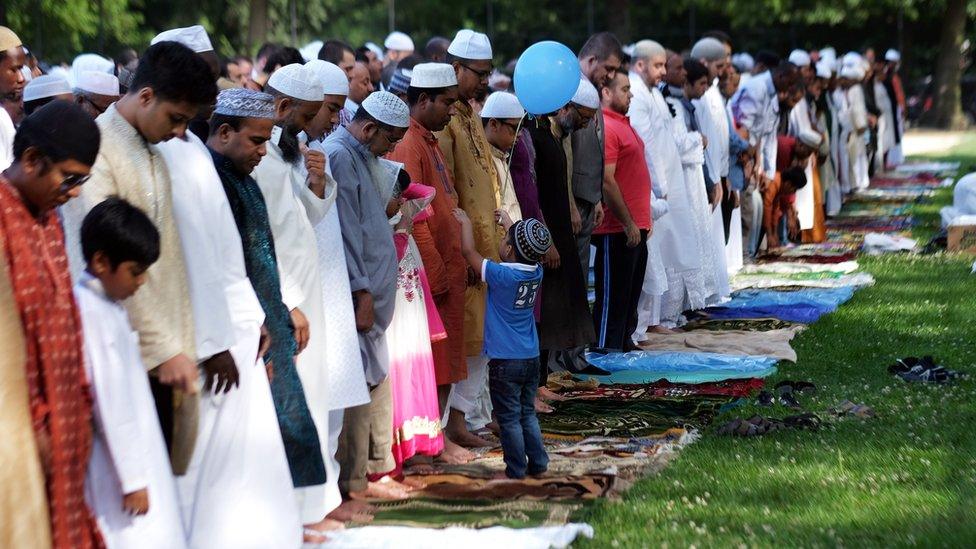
[[776, 384, 802, 409], [829, 400, 876, 419], [782, 412, 822, 430], [775, 380, 817, 394]]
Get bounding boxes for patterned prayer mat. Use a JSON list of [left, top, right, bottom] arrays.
[[558, 378, 765, 400], [352, 498, 581, 528], [538, 396, 735, 438], [682, 317, 800, 332]]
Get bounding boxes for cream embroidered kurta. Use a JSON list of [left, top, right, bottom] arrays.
[[490, 146, 523, 223], [436, 101, 501, 357]]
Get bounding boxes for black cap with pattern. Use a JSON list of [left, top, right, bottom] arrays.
[[513, 218, 552, 263]]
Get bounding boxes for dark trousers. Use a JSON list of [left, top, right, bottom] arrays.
[[488, 358, 550, 479], [591, 230, 649, 351], [720, 182, 735, 244]]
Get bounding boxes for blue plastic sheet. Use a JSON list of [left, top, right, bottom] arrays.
[[582, 351, 779, 384], [704, 287, 856, 323]]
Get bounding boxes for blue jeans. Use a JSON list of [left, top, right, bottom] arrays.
[[488, 358, 549, 479]]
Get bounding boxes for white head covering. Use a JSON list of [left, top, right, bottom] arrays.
[[815, 60, 833, 79], [23, 75, 72, 102], [361, 91, 410, 128], [75, 71, 120, 96], [788, 49, 811, 67], [305, 60, 349, 96], [571, 77, 600, 109], [841, 51, 863, 69], [840, 64, 864, 81], [885, 49, 901, 63], [690, 37, 726, 62], [70, 53, 114, 87], [384, 31, 415, 52], [798, 128, 822, 147], [365, 42, 384, 59], [632, 40, 665, 62], [819, 47, 838, 69], [480, 91, 525, 119], [732, 52, 755, 73], [447, 29, 492, 61], [410, 63, 457, 88], [300, 40, 324, 62], [267, 64, 323, 102], [151, 25, 213, 52]]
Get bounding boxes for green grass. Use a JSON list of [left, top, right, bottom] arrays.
[[574, 137, 976, 547]]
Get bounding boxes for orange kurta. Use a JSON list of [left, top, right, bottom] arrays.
[[802, 159, 827, 243], [389, 117, 468, 384], [0, 180, 102, 549]]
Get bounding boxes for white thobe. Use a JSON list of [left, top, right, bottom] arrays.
[[830, 88, 853, 195], [158, 134, 302, 548], [731, 71, 779, 180], [698, 83, 731, 179], [692, 92, 731, 302], [252, 129, 337, 523], [875, 81, 895, 168], [846, 85, 870, 191], [0, 108, 14, 171], [786, 98, 817, 231], [76, 274, 187, 549]]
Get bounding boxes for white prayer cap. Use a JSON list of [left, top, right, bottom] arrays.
[[361, 91, 410, 128], [384, 31, 415, 52], [841, 51, 863, 68], [447, 29, 492, 61], [70, 53, 114, 87], [885, 49, 901, 62], [151, 25, 213, 52], [622, 44, 636, 58], [305, 60, 349, 96], [300, 40, 323, 62], [409, 63, 457, 88], [819, 47, 837, 62], [815, 60, 832, 79], [732, 52, 754, 73], [365, 42, 384, 58], [75, 71, 120, 96], [798, 128, 822, 148], [632, 40, 666, 61], [788, 49, 811, 67], [267, 64, 323, 102], [690, 37, 726, 62], [571, 77, 599, 109], [480, 91, 525, 120], [23, 75, 72, 102], [840, 63, 864, 81], [215, 88, 276, 118]]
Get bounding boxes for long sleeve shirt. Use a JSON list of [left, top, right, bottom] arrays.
[[731, 70, 780, 180]]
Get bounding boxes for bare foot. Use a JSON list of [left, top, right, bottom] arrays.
[[649, 325, 681, 334], [445, 427, 494, 448], [436, 437, 476, 464], [327, 500, 375, 523], [303, 528, 328, 544], [484, 420, 500, 435], [534, 397, 554, 414], [308, 517, 345, 532], [362, 477, 411, 500], [537, 386, 567, 401]]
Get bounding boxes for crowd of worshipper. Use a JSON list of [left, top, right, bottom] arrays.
[[0, 20, 909, 548]]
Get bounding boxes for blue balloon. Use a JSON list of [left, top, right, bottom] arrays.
[[514, 41, 581, 115]]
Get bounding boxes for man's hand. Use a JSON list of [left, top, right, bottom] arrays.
[[494, 209, 513, 230], [304, 147, 327, 196], [156, 353, 200, 394], [353, 290, 375, 333], [594, 201, 605, 227], [569, 201, 582, 235], [394, 210, 413, 233], [290, 308, 310, 353], [731, 189, 740, 209], [701, 135, 709, 150], [265, 360, 274, 383], [465, 266, 480, 286], [541, 245, 561, 268], [257, 324, 271, 361], [711, 184, 722, 210], [624, 222, 641, 247], [123, 488, 150, 516], [202, 350, 239, 394], [36, 428, 51, 475]]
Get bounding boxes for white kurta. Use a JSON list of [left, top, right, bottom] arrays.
[[252, 130, 336, 522], [846, 85, 871, 191], [699, 83, 731, 178], [0, 108, 14, 171], [875, 81, 895, 167], [158, 135, 302, 548], [830, 88, 852, 195], [692, 95, 731, 302], [76, 274, 187, 549]]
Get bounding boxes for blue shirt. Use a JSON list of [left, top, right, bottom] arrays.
[[481, 259, 543, 359]]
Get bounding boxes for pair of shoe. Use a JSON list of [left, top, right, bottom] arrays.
[[888, 356, 963, 384], [756, 380, 816, 409]]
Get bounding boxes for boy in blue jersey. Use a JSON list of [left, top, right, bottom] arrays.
[[453, 207, 552, 479]]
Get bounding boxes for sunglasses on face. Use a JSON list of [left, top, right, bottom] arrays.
[[59, 172, 91, 193]]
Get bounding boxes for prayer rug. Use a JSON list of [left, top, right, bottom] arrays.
[[730, 272, 875, 292], [576, 367, 778, 385], [537, 397, 733, 438], [584, 350, 779, 378], [739, 260, 860, 275], [351, 498, 581, 528], [324, 523, 594, 548], [681, 317, 800, 332], [558, 378, 765, 399], [637, 328, 803, 361], [400, 473, 615, 501]]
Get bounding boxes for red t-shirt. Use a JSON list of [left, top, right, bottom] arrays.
[[594, 108, 652, 235]]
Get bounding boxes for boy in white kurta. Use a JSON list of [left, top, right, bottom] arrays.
[[76, 198, 186, 549]]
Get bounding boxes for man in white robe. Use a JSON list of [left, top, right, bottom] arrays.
[[0, 27, 26, 171], [303, 59, 372, 521], [153, 37, 302, 543], [842, 62, 870, 192], [250, 63, 339, 533]]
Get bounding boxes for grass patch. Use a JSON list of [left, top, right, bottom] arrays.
[[574, 140, 976, 547]]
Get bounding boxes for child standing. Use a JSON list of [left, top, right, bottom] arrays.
[[454, 208, 552, 479], [74, 198, 187, 548]]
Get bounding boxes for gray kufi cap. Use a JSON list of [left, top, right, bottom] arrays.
[[214, 88, 276, 119], [361, 91, 410, 128], [690, 37, 726, 62]]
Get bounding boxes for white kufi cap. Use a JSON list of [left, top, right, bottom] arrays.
[[571, 77, 599, 109], [732, 52, 754, 73], [447, 29, 492, 61], [788, 49, 811, 67], [361, 91, 410, 128], [384, 31, 415, 52], [690, 37, 726, 62], [23, 75, 72, 102], [410, 63, 457, 88], [798, 128, 822, 148], [76, 71, 120, 96], [885, 49, 901, 62], [151, 25, 213, 53], [840, 64, 864, 81], [365, 42, 384, 58], [815, 60, 832, 79], [70, 53, 114, 87], [267, 63, 323, 102], [480, 91, 525, 119], [300, 40, 323, 62], [305, 60, 349, 96]]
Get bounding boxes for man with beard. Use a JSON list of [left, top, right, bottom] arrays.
[[436, 29, 499, 448], [324, 91, 407, 499], [250, 63, 340, 540], [0, 27, 26, 170]]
